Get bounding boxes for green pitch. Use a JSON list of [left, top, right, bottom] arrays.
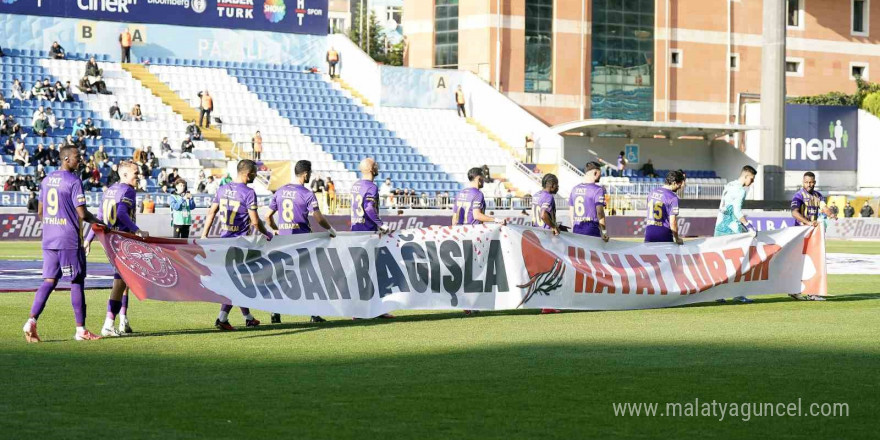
[[0, 242, 877, 438]]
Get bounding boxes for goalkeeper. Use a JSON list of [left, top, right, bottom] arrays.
[[714, 165, 758, 304]]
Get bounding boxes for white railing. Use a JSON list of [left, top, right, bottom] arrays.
[[602, 183, 726, 201]]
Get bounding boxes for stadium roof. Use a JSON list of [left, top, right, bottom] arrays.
[[551, 119, 761, 140]]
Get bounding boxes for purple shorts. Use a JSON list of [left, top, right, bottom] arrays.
[[42, 248, 87, 283], [573, 223, 602, 237], [644, 225, 674, 243]]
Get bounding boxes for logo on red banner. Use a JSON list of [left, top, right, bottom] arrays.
[[110, 234, 179, 287], [516, 230, 565, 306]]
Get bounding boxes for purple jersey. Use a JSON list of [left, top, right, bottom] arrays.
[[646, 187, 679, 230], [40, 170, 86, 250], [791, 188, 825, 223], [531, 190, 556, 229], [452, 187, 486, 225], [351, 179, 383, 232], [98, 183, 139, 233], [569, 183, 606, 235], [213, 182, 257, 238], [270, 184, 318, 234]]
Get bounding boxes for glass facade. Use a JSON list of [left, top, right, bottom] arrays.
[[525, 0, 553, 93], [591, 0, 655, 120], [434, 0, 459, 68]]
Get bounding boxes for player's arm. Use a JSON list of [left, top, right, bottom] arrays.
[[363, 192, 388, 233], [596, 205, 610, 242], [669, 214, 683, 245], [117, 200, 147, 237], [790, 199, 817, 227], [248, 208, 273, 240], [201, 203, 219, 239], [473, 208, 507, 225], [77, 205, 103, 226], [733, 191, 756, 235], [819, 199, 836, 219], [264, 208, 279, 234], [541, 210, 560, 235], [312, 209, 337, 237], [37, 200, 43, 223], [83, 227, 96, 256]]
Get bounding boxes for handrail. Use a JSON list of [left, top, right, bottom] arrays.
[[561, 159, 584, 176]]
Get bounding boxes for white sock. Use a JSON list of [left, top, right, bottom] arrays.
[[103, 317, 115, 329], [76, 326, 85, 334], [218, 311, 229, 322], [119, 314, 127, 321], [244, 313, 254, 321], [24, 318, 36, 331]]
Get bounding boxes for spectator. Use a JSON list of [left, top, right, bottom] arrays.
[[42, 79, 56, 102], [79, 76, 96, 94], [144, 145, 157, 169], [32, 105, 46, 126], [46, 143, 60, 166], [109, 101, 123, 120], [119, 28, 133, 63], [860, 201, 875, 218], [197, 90, 213, 128], [142, 194, 156, 214], [80, 163, 92, 181], [326, 46, 340, 78], [197, 176, 209, 193], [180, 136, 195, 157], [166, 168, 179, 187], [106, 163, 120, 186], [54, 81, 72, 102], [13, 141, 29, 166], [0, 46, 4, 57], [524, 134, 535, 163], [32, 144, 48, 166], [844, 201, 855, 218], [220, 174, 232, 185], [12, 79, 29, 101], [33, 114, 49, 137], [24, 175, 37, 192], [0, 93, 9, 110], [31, 81, 48, 101], [35, 164, 47, 184], [482, 164, 494, 183], [137, 175, 148, 192], [252, 130, 262, 160], [185, 121, 202, 140], [90, 162, 101, 181], [829, 202, 839, 217], [93, 145, 109, 167], [156, 137, 171, 156], [326, 176, 336, 214], [130, 104, 143, 121], [1, 114, 22, 138], [84, 58, 110, 94], [45, 106, 63, 129], [617, 151, 627, 177], [2, 138, 14, 155], [27, 192, 39, 213], [379, 178, 394, 207], [455, 85, 466, 118], [71, 117, 86, 137], [84, 176, 102, 192], [206, 175, 219, 195], [4, 177, 15, 191], [169, 179, 196, 238], [83, 117, 101, 138], [160, 184, 169, 194], [157, 168, 167, 185], [48, 42, 66, 59]]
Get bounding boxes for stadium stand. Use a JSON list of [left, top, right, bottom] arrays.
[[146, 63, 357, 192], [373, 107, 533, 196]]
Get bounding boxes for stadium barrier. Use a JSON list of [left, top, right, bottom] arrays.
[[91, 224, 826, 317]]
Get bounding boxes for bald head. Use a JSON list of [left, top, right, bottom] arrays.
[[359, 158, 378, 180]]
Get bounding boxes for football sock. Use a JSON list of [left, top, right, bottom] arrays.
[[107, 299, 122, 320], [30, 280, 57, 319], [240, 307, 251, 316], [218, 311, 229, 322], [120, 293, 129, 316], [70, 282, 86, 327]]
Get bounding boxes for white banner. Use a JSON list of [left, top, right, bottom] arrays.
[[96, 225, 827, 318]]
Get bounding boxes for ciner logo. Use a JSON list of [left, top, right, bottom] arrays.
[[785, 120, 849, 162], [78, 0, 138, 13], [192, 0, 207, 13]]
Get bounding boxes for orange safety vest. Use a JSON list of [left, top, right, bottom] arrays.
[[455, 90, 465, 105], [253, 135, 262, 152], [121, 32, 132, 47], [328, 50, 339, 62], [143, 199, 155, 214], [201, 95, 213, 109]]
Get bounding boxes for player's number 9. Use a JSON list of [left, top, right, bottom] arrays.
[[102, 199, 117, 226], [46, 188, 59, 216], [574, 196, 585, 217], [652, 201, 664, 220], [281, 199, 295, 223]]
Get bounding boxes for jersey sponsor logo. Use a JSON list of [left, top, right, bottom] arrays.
[[111, 234, 179, 287], [516, 230, 565, 306]]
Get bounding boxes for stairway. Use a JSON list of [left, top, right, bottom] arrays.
[[122, 64, 237, 159], [331, 77, 374, 107]]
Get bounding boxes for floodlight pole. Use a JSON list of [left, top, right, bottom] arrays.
[[758, 0, 786, 201]]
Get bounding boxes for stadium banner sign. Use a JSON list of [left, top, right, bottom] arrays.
[[0, 0, 328, 35], [92, 224, 826, 317], [785, 104, 858, 171]]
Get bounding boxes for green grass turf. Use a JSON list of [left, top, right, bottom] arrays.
[[0, 244, 877, 438]]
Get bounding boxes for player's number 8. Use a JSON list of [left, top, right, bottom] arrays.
[[102, 199, 117, 226], [46, 188, 59, 216], [281, 199, 295, 222]]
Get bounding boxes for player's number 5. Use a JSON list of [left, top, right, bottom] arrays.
[[218, 199, 241, 225], [652, 201, 664, 220]]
